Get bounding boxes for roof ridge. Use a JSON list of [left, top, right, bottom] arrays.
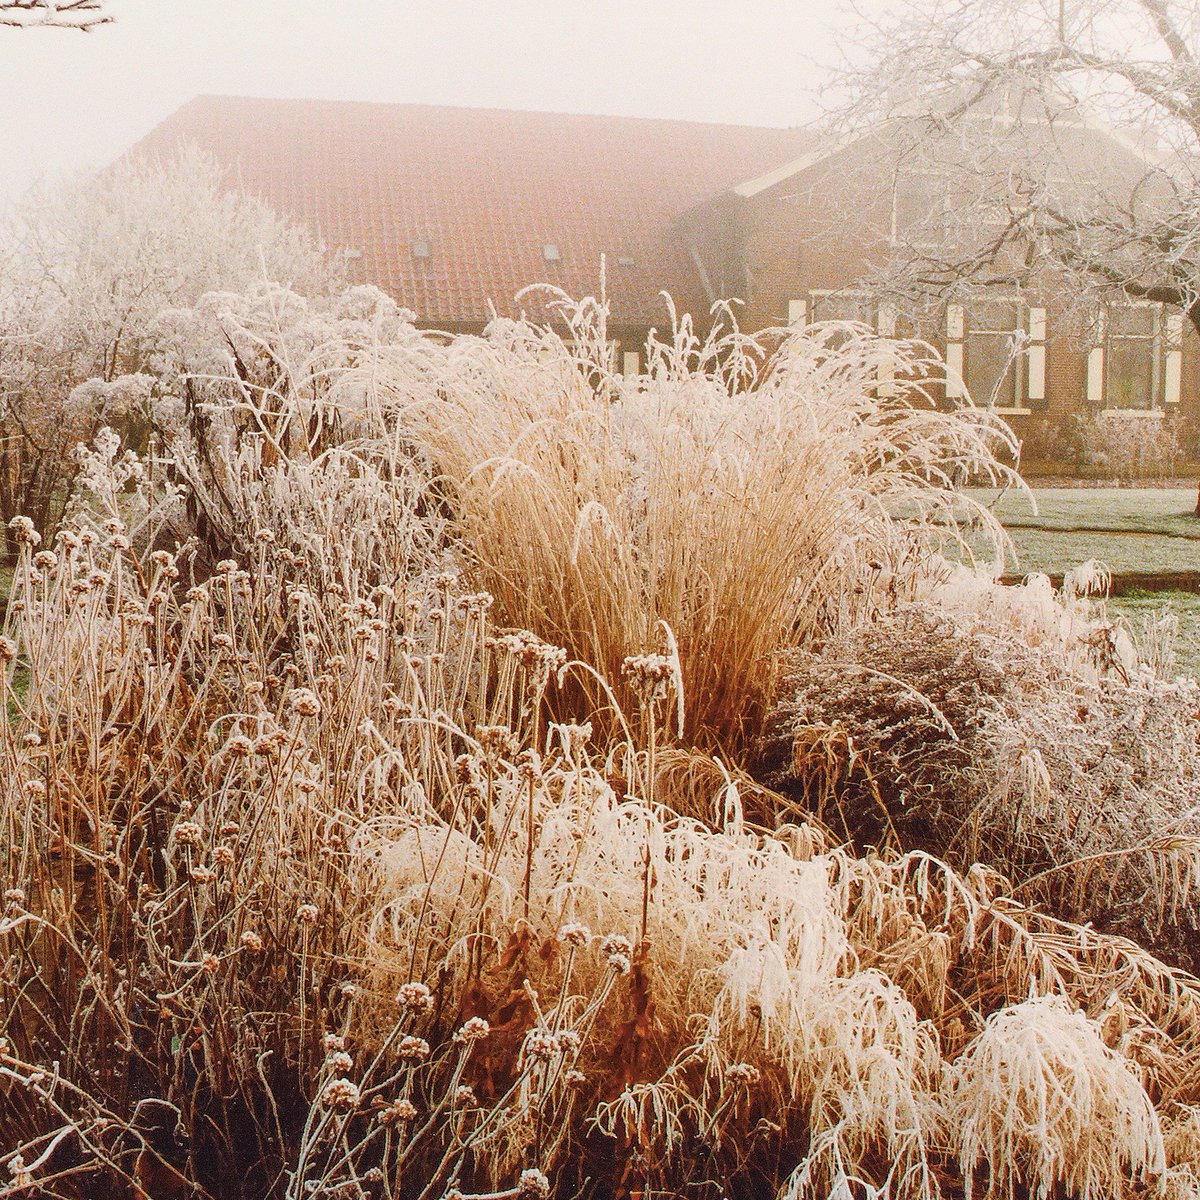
[[177, 93, 812, 136]]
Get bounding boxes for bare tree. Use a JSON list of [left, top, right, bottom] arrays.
[[0, 148, 335, 554], [824, 0, 1200, 336], [0, 0, 113, 29]]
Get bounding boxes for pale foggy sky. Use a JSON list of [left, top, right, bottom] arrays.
[[0, 0, 854, 201]]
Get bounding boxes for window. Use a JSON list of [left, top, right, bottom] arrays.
[[542, 243, 560, 262], [410, 238, 431, 259], [1102, 304, 1159, 411], [944, 298, 1042, 411], [891, 172, 949, 249], [808, 290, 875, 326], [964, 299, 1023, 408], [1087, 304, 1185, 411]]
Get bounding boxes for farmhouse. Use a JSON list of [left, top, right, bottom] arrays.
[[131, 95, 1200, 460]]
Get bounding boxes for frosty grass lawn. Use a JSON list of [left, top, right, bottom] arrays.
[[966, 487, 1200, 677]]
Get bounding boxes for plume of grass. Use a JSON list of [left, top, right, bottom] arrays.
[[390, 296, 1018, 750], [943, 995, 1165, 1200]]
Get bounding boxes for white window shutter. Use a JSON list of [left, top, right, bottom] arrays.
[[1027, 306, 1046, 402], [945, 304, 965, 398], [945, 343, 965, 398], [946, 304, 965, 341], [877, 302, 898, 338], [787, 298, 808, 326], [1087, 347, 1104, 404], [622, 351, 640, 379], [1164, 311, 1183, 404], [1028, 306, 1047, 342]]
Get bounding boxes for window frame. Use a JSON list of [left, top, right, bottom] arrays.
[[944, 296, 1037, 415]]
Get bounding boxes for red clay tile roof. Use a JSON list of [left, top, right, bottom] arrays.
[[128, 96, 815, 327]]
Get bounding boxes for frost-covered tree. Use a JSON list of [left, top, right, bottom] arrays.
[[825, 0, 1200, 335], [0, 148, 335, 554], [0, 0, 113, 30]]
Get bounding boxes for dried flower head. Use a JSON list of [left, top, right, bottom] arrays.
[[517, 1168, 551, 1200], [295, 904, 320, 927], [524, 1027, 561, 1062], [287, 688, 321, 718], [557, 921, 591, 947], [453, 1017, 490, 1044], [239, 930, 264, 952], [8, 516, 40, 547], [397, 1035, 431, 1061], [172, 821, 202, 847], [607, 952, 632, 976], [325, 1050, 353, 1074], [396, 981, 434, 1014], [378, 1097, 418, 1126], [726, 1062, 762, 1085], [321, 1077, 360, 1112], [621, 652, 674, 702]]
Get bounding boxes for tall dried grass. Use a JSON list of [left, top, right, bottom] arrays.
[[389, 297, 1018, 750], [2, 290, 1199, 1200]]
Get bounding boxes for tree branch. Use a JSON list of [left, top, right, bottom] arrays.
[[0, 1, 113, 30]]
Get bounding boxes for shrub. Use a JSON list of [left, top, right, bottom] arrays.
[[0, 148, 335, 556], [765, 567, 1200, 963], [1055, 409, 1188, 480]]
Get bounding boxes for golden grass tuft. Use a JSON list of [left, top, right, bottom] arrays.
[[390, 296, 1018, 750]]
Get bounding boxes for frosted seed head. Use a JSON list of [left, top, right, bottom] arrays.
[[557, 921, 591, 947], [397, 1035, 430, 1061], [453, 1016, 490, 1044], [396, 981, 434, 1013], [321, 1077, 360, 1112], [517, 1168, 551, 1200]]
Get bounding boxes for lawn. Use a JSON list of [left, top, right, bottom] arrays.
[[1107, 589, 1200, 680], [960, 487, 1200, 575], [966, 486, 1200, 536], [958, 487, 1200, 678]]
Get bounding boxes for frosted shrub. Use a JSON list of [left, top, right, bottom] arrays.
[[768, 577, 1200, 961], [0, 149, 334, 551], [1059, 409, 1187, 480]]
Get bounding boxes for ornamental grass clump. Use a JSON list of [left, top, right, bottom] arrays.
[[390, 295, 1018, 750]]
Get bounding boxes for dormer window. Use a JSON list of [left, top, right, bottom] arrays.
[[542, 243, 560, 262]]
